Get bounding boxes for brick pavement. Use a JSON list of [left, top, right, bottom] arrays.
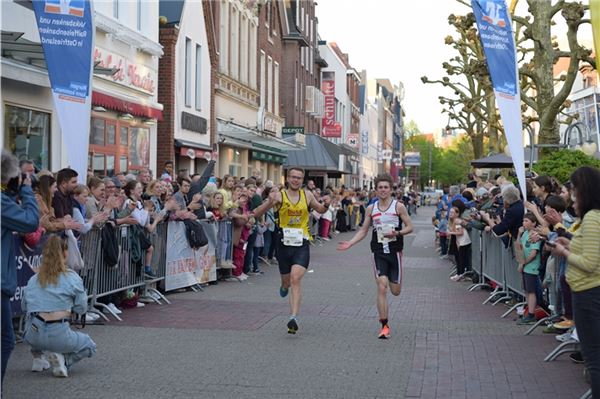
[[3, 208, 589, 398]]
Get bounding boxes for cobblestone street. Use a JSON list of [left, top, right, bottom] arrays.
[[4, 208, 588, 398]]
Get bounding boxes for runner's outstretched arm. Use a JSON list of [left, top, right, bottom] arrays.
[[337, 205, 374, 251]]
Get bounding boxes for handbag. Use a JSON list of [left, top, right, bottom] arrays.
[[65, 229, 85, 270]]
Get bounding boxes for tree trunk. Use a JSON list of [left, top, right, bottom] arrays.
[[529, 0, 560, 147], [471, 133, 484, 160], [486, 94, 499, 153]]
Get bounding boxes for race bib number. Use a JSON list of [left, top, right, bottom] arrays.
[[376, 224, 397, 244], [283, 228, 304, 247]]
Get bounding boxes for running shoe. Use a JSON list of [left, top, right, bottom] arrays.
[[279, 286, 289, 298], [378, 325, 391, 339], [287, 318, 298, 334]]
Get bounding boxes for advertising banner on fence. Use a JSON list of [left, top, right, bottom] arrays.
[[9, 235, 48, 317], [322, 72, 341, 138], [472, 0, 526, 197], [32, 0, 95, 183], [165, 221, 216, 291], [165, 222, 200, 291]]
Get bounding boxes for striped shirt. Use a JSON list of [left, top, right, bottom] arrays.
[[566, 209, 600, 292]]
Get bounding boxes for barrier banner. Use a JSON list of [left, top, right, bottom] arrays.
[[31, 0, 95, 183], [9, 235, 48, 317], [472, 0, 526, 197], [195, 221, 217, 284], [165, 222, 200, 291]]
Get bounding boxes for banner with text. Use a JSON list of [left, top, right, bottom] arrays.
[[9, 235, 48, 317], [32, 0, 95, 183], [322, 72, 341, 138], [472, 0, 526, 197], [165, 221, 216, 291]]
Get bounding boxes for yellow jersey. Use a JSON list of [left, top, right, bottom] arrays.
[[277, 189, 311, 240]]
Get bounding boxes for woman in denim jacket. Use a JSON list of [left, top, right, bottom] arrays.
[[22, 235, 96, 378]]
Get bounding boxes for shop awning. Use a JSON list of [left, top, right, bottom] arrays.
[[92, 91, 163, 121], [217, 119, 303, 154], [174, 139, 212, 151], [251, 150, 286, 164], [285, 134, 352, 173]]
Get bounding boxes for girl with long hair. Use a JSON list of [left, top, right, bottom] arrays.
[[22, 235, 96, 378]]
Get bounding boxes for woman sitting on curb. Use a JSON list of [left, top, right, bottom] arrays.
[[22, 235, 96, 377]]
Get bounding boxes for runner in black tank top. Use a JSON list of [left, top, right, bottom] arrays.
[[338, 174, 413, 339]]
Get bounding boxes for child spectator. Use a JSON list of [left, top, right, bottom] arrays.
[[516, 212, 542, 325], [448, 206, 471, 281], [251, 220, 267, 275], [438, 210, 449, 259]]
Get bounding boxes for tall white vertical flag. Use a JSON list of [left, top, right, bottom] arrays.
[[32, 0, 95, 182], [472, 0, 526, 197]]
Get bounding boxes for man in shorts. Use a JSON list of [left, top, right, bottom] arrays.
[[252, 167, 330, 334], [337, 173, 413, 338]]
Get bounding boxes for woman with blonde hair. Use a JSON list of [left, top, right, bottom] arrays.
[[22, 235, 96, 378]]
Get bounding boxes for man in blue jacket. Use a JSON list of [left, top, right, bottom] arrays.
[[1, 150, 39, 384]]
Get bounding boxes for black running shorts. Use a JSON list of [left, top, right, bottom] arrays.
[[372, 251, 403, 285], [276, 240, 310, 275]]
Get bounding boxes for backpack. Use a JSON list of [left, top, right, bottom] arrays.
[[101, 221, 120, 268], [183, 219, 208, 250]]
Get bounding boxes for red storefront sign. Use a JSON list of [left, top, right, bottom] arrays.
[[321, 78, 341, 138]]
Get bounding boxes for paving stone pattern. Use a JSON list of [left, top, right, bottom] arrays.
[[4, 208, 588, 398]]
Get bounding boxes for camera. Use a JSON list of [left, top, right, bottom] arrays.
[[6, 173, 30, 194]]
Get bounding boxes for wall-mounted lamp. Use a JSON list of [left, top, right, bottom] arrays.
[[219, 137, 226, 144], [142, 118, 156, 126], [118, 113, 134, 121], [92, 106, 107, 112]]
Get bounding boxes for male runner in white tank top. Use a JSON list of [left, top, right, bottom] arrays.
[[337, 174, 413, 338]]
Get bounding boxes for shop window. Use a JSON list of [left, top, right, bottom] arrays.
[[120, 126, 128, 146], [4, 104, 51, 170], [107, 123, 116, 145], [92, 154, 105, 176], [106, 155, 115, 176], [129, 127, 150, 167], [91, 118, 105, 145], [120, 156, 128, 173], [228, 148, 242, 177]]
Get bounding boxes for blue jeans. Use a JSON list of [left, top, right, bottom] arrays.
[[252, 246, 263, 272], [439, 235, 448, 255], [573, 285, 600, 397], [243, 229, 257, 274], [1, 294, 15, 384], [23, 316, 96, 369]]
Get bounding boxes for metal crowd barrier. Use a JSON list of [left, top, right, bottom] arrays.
[[480, 232, 509, 305], [467, 229, 490, 292]]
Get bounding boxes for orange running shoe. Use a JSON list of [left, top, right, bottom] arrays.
[[378, 324, 391, 339]]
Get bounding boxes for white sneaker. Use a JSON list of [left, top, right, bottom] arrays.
[[108, 303, 122, 315], [136, 302, 145, 308], [47, 352, 68, 378], [85, 312, 100, 322], [31, 356, 50, 372], [555, 332, 573, 343], [149, 291, 162, 301]]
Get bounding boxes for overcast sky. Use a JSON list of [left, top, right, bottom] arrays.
[[316, 0, 592, 135]]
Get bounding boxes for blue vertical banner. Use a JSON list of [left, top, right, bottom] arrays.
[[32, 0, 94, 182], [472, 0, 526, 197]]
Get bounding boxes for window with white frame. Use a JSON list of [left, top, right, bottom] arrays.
[[240, 15, 248, 84], [185, 37, 192, 107], [195, 44, 202, 110], [230, 7, 239, 80], [250, 22, 257, 89], [219, 0, 229, 73], [267, 56, 273, 113], [274, 62, 280, 116], [228, 148, 242, 177], [260, 51, 266, 109]]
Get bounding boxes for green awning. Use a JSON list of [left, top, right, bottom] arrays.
[[251, 150, 286, 164]]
